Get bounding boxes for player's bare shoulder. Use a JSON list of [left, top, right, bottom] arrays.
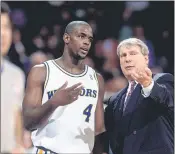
[[27, 64, 47, 85], [96, 72, 105, 87]]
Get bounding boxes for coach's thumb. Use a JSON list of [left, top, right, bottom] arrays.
[[60, 81, 68, 89]]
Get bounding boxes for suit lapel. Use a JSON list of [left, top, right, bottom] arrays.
[[113, 86, 128, 110], [113, 86, 128, 120], [123, 83, 142, 116]]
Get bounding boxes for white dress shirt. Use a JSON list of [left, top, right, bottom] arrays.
[[125, 80, 154, 103]]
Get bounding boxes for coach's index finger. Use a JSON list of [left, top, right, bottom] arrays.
[[67, 82, 83, 91], [145, 67, 152, 77]]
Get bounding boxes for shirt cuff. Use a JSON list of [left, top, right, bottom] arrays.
[[141, 80, 154, 97]]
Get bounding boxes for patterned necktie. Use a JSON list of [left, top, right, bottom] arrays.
[[123, 81, 136, 112]]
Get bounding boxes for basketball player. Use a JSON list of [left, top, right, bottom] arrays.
[[22, 21, 105, 153]]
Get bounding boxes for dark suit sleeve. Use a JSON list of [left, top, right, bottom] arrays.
[[103, 97, 114, 153], [105, 97, 114, 131], [150, 73, 174, 108]]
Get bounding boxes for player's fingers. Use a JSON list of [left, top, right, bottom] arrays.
[[59, 81, 68, 89], [71, 96, 79, 102], [71, 89, 81, 96], [72, 86, 84, 96], [67, 83, 82, 91], [69, 88, 83, 97], [73, 85, 84, 92]]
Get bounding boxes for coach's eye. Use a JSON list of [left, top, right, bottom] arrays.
[[130, 51, 137, 55], [120, 54, 125, 58]]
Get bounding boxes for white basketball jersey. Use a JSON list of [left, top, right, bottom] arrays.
[[31, 59, 99, 153]]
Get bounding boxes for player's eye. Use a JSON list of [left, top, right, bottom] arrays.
[[89, 38, 93, 43], [79, 35, 85, 39]]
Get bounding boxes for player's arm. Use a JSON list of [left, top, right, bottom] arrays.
[[22, 64, 54, 131], [22, 64, 83, 131], [95, 73, 106, 135], [93, 73, 107, 153]]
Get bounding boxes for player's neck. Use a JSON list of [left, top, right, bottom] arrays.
[[56, 56, 85, 74], [61, 51, 84, 68]]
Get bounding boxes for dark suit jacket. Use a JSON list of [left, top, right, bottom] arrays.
[[105, 73, 174, 154]]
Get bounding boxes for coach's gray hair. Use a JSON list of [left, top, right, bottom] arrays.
[[117, 38, 149, 57]]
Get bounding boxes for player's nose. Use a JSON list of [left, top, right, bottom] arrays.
[[83, 38, 90, 46]]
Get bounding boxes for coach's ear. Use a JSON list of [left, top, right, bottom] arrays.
[[144, 55, 149, 66], [63, 33, 70, 44]]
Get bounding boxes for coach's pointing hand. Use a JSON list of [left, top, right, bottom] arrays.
[[131, 67, 152, 87]]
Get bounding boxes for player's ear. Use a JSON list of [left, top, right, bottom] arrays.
[[63, 33, 70, 44]]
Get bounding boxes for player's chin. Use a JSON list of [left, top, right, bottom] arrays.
[[77, 54, 87, 60]]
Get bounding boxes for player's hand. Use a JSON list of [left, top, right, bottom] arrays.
[[51, 81, 83, 107], [131, 67, 152, 87]]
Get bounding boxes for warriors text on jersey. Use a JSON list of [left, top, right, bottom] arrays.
[[31, 59, 99, 153]]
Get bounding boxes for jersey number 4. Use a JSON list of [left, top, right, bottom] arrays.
[[83, 104, 93, 122]]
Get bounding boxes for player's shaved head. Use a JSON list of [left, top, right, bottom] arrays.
[[64, 21, 90, 34]]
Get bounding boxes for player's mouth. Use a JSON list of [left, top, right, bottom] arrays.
[[80, 48, 89, 54]]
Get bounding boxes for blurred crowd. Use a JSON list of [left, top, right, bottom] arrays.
[[3, 1, 174, 153], [7, 1, 173, 100]]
